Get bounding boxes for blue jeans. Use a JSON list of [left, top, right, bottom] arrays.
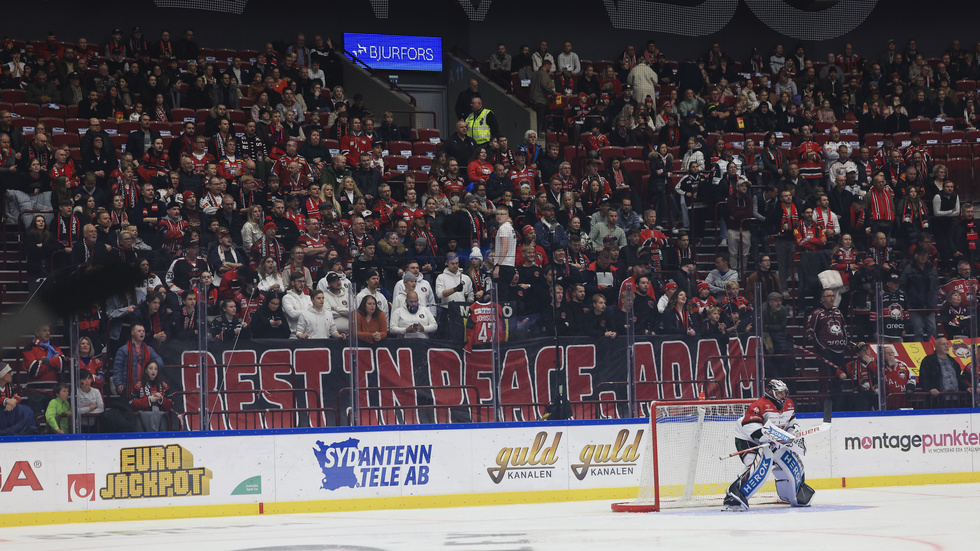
[[909, 311, 936, 342]]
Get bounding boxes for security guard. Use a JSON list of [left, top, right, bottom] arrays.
[[464, 97, 499, 146]]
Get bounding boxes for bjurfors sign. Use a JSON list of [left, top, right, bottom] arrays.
[[343, 33, 442, 72]]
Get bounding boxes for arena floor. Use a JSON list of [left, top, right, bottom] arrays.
[[1, 483, 977, 550]]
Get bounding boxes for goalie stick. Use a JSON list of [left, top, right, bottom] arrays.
[[720, 399, 833, 460]]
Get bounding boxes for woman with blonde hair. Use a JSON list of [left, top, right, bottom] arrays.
[[337, 175, 364, 216], [242, 204, 265, 249]]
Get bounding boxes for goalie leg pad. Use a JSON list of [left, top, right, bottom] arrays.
[[727, 449, 772, 507], [771, 447, 810, 507]]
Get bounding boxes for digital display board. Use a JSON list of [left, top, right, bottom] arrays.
[[343, 33, 443, 72]]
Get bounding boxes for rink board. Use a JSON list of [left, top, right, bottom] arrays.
[[1, 409, 979, 526]]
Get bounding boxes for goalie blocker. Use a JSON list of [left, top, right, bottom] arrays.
[[723, 379, 815, 511]]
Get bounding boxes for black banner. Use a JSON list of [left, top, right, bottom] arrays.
[[160, 335, 760, 429]]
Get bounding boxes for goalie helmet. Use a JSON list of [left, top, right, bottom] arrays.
[[765, 379, 789, 407]]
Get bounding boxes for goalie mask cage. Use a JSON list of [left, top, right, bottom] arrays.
[[612, 399, 777, 512]]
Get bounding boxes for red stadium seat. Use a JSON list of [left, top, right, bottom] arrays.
[[69, 147, 81, 161], [52, 134, 79, 148], [624, 146, 644, 159], [239, 97, 253, 108], [324, 139, 340, 155], [943, 130, 966, 144], [919, 131, 941, 144], [863, 133, 884, 148], [10, 116, 37, 131], [216, 48, 237, 62], [956, 80, 977, 91], [238, 49, 259, 62], [66, 105, 78, 118], [416, 128, 441, 143], [65, 118, 87, 133], [1, 90, 25, 103], [947, 157, 972, 190], [228, 109, 246, 123], [407, 170, 429, 182], [408, 155, 432, 171], [621, 159, 646, 184], [40, 104, 66, 118], [171, 108, 195, 123], [118, 121, 138, 134], [909, 119, 932, 132], [384, 155, 409, 172], [111, 135, 127, 149], [722, 132, 744, 147], [12, 103, 40, 117], [412, 141, 437, 157], [947, 144, 972, 158], [39, 117, 65, 133], [195, 109, 209, 123], [598, 146, 624, 164], [893, 132, 911, 146], [389, 140, 413, 156]]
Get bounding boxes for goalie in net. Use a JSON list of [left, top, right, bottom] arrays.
[[723, 379, 814, 511]]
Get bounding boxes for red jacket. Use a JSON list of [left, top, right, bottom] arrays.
[[22, 339, 66, 384]]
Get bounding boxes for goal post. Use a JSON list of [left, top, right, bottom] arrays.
[[611, 399, 776, 512]]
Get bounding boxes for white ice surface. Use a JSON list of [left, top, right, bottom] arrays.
[[1, 483, 979, 550]]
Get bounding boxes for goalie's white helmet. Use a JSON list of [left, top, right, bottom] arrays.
[[765, 379, 789, 407]]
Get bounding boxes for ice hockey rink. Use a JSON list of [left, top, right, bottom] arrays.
[[1, 483, 977, 551]]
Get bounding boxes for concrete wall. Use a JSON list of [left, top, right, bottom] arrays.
[[342, 59, 421, 129]]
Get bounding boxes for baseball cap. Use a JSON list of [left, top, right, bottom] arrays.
[[0, 363, 11, 379], [768, 292, 783, 301], [326, 272, 341, 283]]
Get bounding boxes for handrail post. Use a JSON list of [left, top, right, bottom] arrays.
[[490, 283, 502, 422], [197, 279, 209, 431], [754, 280, 764, 398], [347, 282, 359, 426]]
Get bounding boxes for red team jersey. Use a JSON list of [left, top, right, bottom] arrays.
[[464, 299, 506, 352], [735, 395, 796, 443]]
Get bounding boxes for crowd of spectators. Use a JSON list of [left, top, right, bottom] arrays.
[[2, 30, 980, 435]]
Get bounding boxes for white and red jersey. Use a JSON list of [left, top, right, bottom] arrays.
[[304, 196, 322, 218], [508, 166, 537, 194], [158, 217, 188, 255], [217, 155, 245, 182], [182, 151, 215, 174], [939, 278, 980, 307], [639, 226, 669, 272], [273, 154, 310, 183], [341, 133, 371, 167], [557, 173, 578, 194], [690, 294, 717, 315], [284, 209, 307, 234], [233, 289, 264, 324], [830, 247, 859, 285], [735, 395, 797, 443], [883, 360, 915, 394], [843, 357, 877, 388], [200, 190, 224, 214], [139, 150, 170, 181], [805, 306, 848, 353], [464, 299, 506, 352], [49, 161, 80, 188], [439, 175, 466, 203], [795, 140, 823, 182], [281, 172, 310, 195]]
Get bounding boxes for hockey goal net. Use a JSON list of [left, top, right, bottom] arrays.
[[612, 399, 777, 512]]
